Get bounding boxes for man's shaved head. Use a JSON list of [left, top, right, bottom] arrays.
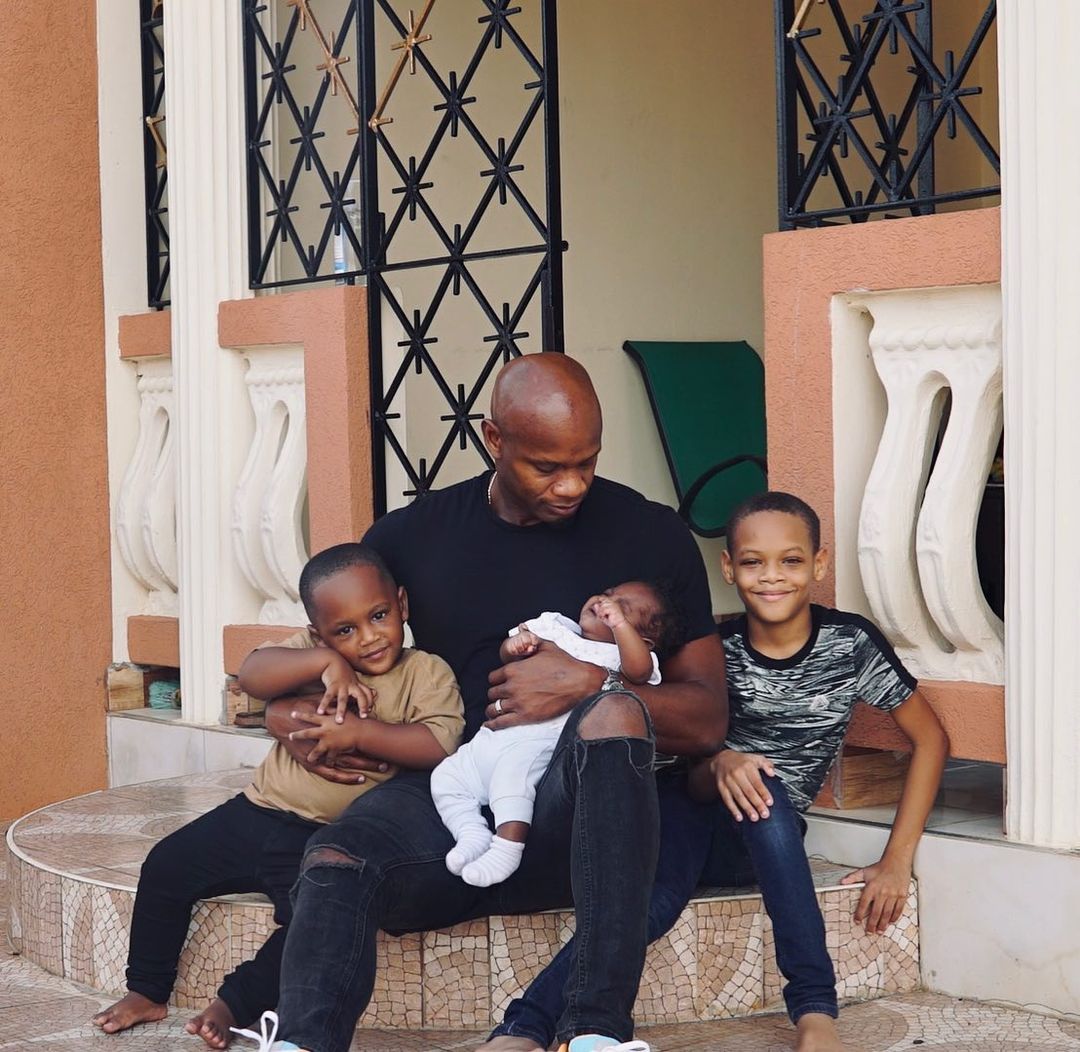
[[489, 353, 601, 438], [482, 353, 603, 527]]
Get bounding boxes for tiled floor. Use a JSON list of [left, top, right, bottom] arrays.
[[5, 819, 1080, 1050], [811, 761, 1006, 842]]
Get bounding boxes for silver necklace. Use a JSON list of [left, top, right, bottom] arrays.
[[487, 472, 497, 506]]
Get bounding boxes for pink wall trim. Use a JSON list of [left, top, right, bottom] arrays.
[[118, 309, 171, 359], [223, 625, 304, 677], [128, 615, 180, 669], [218, 285, 373, 554], [762, 209, 1002, 760], [848, 682, 1005, 765]]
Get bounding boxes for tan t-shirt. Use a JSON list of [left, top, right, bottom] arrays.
[[243, 631, 463, 823]]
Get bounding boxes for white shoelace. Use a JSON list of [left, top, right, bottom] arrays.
[[230, 1009, 282, 1051]]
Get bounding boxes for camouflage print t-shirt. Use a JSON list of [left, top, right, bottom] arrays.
[[719, 605, 917, 811]]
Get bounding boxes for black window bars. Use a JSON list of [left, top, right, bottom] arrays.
[[776, 0, 999, 228], [242, 0, 564, 515], [140, 0, 169, 309]]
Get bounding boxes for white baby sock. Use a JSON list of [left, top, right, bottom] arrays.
[[445, 826, 493, 875], [461, 836, 526, 887]]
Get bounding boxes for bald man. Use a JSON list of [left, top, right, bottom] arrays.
[[265, 354, 728, 1052]]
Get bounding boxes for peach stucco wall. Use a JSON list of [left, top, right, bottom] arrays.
[[0, 7, 111, 817], [763, 209, 1004, 763]]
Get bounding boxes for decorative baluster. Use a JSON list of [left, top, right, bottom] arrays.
[[916, 321, 1004, 682], [231, 347, 309, 624], [854, 286, 1003, 684], [115, 357, 178, 615]]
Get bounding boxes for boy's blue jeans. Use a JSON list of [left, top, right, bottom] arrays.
[[275, 691, 659, 1052], [493, 773, 837, 1046]]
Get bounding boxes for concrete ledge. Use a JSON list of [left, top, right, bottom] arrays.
[[7, 772, 920, 1029]]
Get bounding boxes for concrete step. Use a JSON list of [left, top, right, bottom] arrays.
[[5, 770, 919, 1029]]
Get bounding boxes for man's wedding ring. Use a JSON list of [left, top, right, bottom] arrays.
[[494, 698, 504, 714]]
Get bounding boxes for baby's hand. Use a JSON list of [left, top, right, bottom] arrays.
[[590, 595, 629, 631], [503, 628, 542, 659], [317, 654, 376, 723]]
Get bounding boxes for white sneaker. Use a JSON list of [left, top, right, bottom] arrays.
[[567, 1035, 651, 1052], [229, 1010, 302, 1051]]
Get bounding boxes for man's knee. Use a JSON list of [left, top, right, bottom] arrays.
[[577, 690, 650, 741]]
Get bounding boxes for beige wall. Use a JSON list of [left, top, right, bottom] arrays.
[[563, 2, 775, 609], [0, 6, 110, 818]]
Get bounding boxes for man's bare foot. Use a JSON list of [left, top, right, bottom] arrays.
[[91, 991, 168, 1033], [795, 1012, 845, 1052], [185, 997, 237, 1049], [473, 1035, 546, 1052]]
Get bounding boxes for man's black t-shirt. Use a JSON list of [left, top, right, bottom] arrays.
[[363, 473, 715, 739]]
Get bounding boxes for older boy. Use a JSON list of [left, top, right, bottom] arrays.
[[93, 543, 462, 1049], [688, 492, 948, 1051]]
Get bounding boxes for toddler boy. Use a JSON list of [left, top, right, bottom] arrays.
[[92, 543, 463, 1048]]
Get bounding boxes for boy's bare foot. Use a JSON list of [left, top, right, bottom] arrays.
[[185, 997, 237, 1049], [473, 1036, 546, 1052], [795, 1013, 845, 1051], [91, 991, 168, 1033]]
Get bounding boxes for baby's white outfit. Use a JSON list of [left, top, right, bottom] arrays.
[[430, 612, 661, 887]]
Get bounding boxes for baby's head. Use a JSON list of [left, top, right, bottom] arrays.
[[299, 543, 408, 676], [578, 580, 687, 658]]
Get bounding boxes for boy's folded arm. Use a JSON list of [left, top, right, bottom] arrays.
[[841, 688, 949, 932], [289, 715, 450, 770], [264, 696, 389, 784], [238, 645, 338, 699]]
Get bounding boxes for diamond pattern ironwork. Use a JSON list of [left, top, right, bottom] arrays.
[[140, 0, 169, 309], [243, 0, 564, 514], [776, 0, 999, 228]]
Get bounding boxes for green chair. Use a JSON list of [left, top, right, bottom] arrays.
[[623, 340, 767, 538]]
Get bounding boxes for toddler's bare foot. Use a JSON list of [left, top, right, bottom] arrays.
[[185, 997, 237, 1048], [795, 1012, 845, 1052], [92, 991, 168, 1033], [473, 1037, 546, 1052]]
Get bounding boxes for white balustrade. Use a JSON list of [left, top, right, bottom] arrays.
[[115, 357, 178, 615], [231, 347, 309, 624], [853, 285, 1003, 684]]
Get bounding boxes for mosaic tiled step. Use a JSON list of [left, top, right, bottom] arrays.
[[6, 770, 919, 1029]]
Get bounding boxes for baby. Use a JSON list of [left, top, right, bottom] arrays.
[[430, 579, 683, 887]]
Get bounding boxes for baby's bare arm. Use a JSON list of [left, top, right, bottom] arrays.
[[611, 622, 655, 684]]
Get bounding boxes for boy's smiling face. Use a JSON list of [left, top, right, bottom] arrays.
[[308, 564, 408, 676], [722, 510, 828, 626]]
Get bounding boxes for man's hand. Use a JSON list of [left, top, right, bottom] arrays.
[[840, 857, 911, 933], [485, 641, 604, 729], [710, 749, 776, 822], [264, 697, 388, 785], [316, 652, 376, 723]]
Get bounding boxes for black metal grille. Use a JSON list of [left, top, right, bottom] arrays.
[[776, 0, 999, 228], [140, 0, 169, 309], [243, 0, 564, 514]]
